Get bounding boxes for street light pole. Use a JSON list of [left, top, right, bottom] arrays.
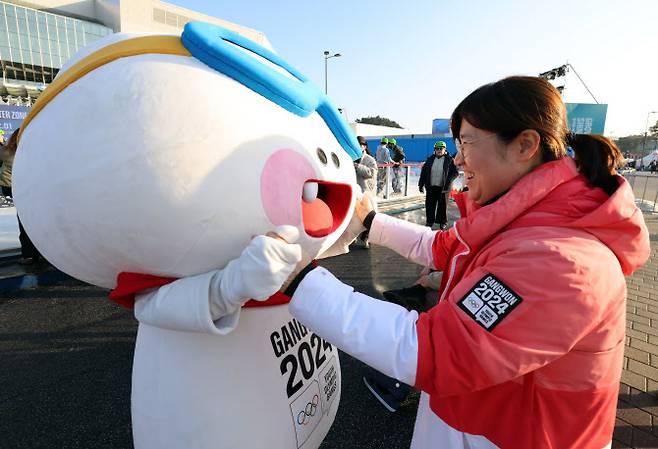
[[641, 111, 658, 169], [323, 50, 341, 94]]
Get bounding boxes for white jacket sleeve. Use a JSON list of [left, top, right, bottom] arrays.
[[368, 213, 437, 268], [289, 267, 418, 385]]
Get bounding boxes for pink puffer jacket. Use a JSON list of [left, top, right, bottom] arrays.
[[416, 157, 650, 449]]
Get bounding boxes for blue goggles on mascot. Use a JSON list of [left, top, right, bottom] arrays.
[[182, 22, 360, 161]]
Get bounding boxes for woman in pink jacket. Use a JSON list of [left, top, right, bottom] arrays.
[[279, 76, 650, 448]]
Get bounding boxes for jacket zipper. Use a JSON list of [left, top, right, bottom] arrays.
[[439, 224, 471, 302]]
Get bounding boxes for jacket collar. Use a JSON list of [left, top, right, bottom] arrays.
[[455, 157, 580, 250]]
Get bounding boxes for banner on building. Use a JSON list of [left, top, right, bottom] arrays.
[[0, 104, 29, 136], [565, 103, 607, 135], [432, 118, 451, 135]]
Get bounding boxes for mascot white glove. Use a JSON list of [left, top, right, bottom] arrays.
[[209, 227, 302, 318]]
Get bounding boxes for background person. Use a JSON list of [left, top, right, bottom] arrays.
[[1, 129, 41, 265], [376, 137, 393, 194], [418, 141, 458, 230], [354, 136, 377, 248], [391, 144, 406, 193], [278, 76, 650, 448]]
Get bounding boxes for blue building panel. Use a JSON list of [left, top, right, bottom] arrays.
[[365, 136, 457, 162]]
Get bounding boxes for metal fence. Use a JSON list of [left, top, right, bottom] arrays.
[[374, 163, 465, 200], [623, 172, 658, 214]]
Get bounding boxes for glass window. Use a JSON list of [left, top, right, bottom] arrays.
[[0, 32, 7, 47], [74, 21, 84, 47], [27, 9, 37, 34], [49, 39, 59, 56], [37, 21, 48, 41], [56, 17, 66, 46], [17, 32, 29, 53], [16, 8, 26, 32], [44, 47, 54, 69], [5, 4, 15, 18], [60, 43, 69, 61], [8, 31, 19, 50], [6, 13, 16, 32]]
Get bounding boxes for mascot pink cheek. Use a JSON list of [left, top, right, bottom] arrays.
[[260, 149, 317, 227]]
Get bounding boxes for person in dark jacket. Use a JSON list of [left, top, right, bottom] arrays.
[[418, 141, 458, 229], [391, 144, 405, 193]]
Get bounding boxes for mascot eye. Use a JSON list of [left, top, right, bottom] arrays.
[[317, 148, 327, 165], [331, 152, 340, 168]]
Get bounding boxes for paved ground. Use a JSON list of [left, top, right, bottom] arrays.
[[615, 213, 658, 448], [1, 202, 657, 449]]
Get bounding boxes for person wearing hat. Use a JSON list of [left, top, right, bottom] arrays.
[[354, 136, 378, 248], [391, 143, 406, 194], [418, 141, 458, 230], [375, 137, 393, 194]]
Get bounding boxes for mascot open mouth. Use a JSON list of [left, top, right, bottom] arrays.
[[301, 180, 352, 238]]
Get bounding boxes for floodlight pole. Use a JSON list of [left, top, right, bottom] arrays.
[[641, 111, 658, 168], [323, 50, 341, 94]]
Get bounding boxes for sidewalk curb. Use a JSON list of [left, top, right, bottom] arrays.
[[0, 266, 75, 293]]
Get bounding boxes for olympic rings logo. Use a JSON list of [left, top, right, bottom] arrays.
[[296, 395, 320, 425]]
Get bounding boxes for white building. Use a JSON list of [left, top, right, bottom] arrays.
[[0, 0, 269, 104]]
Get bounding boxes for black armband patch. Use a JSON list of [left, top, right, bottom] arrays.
[[457, 273, 523, 331], [363, 210, 377, 230]]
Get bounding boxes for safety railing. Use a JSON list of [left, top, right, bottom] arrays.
[[375, 163, 423, 199], [374, 163, 465, 201], [622, 171, 658, 214]]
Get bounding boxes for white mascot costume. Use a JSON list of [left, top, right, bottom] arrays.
[[14, 22, 364, 449]]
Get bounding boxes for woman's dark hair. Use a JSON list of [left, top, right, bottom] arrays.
[[5, 127, 19, 154], [450, 76, 624, 195]]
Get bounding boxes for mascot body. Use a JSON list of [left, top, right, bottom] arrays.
[[14, 22, 361, 449]]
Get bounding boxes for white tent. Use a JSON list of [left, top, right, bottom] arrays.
[[640, 150, 658, 167]]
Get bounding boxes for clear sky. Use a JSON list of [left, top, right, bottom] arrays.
[[170, 0, 658, 137]]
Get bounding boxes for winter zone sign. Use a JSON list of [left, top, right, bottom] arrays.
[[0, 104, 28, 135], [270, 318, 340, 447]]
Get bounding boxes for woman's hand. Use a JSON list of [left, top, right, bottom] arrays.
[[355, 193, 375, 224]]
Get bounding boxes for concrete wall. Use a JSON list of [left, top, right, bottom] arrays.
[[6, 0, 271, 47], [119, 0, 271, 48]]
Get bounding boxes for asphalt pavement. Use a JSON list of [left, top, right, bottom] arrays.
[[0, 207, 439, 449]]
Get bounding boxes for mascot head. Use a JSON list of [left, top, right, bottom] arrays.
[[14, 22, 360, 289]]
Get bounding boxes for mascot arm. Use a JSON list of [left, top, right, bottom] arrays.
[[134, 235, 302, 335], [368, 213, 436, 268], [134, 270, 239, 335], [289, 267, 418, 385]]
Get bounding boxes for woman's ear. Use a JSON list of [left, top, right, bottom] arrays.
[[515, 129, 541, 162]]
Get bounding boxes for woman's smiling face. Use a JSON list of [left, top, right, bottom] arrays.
[[454, 119, 524, 205]]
